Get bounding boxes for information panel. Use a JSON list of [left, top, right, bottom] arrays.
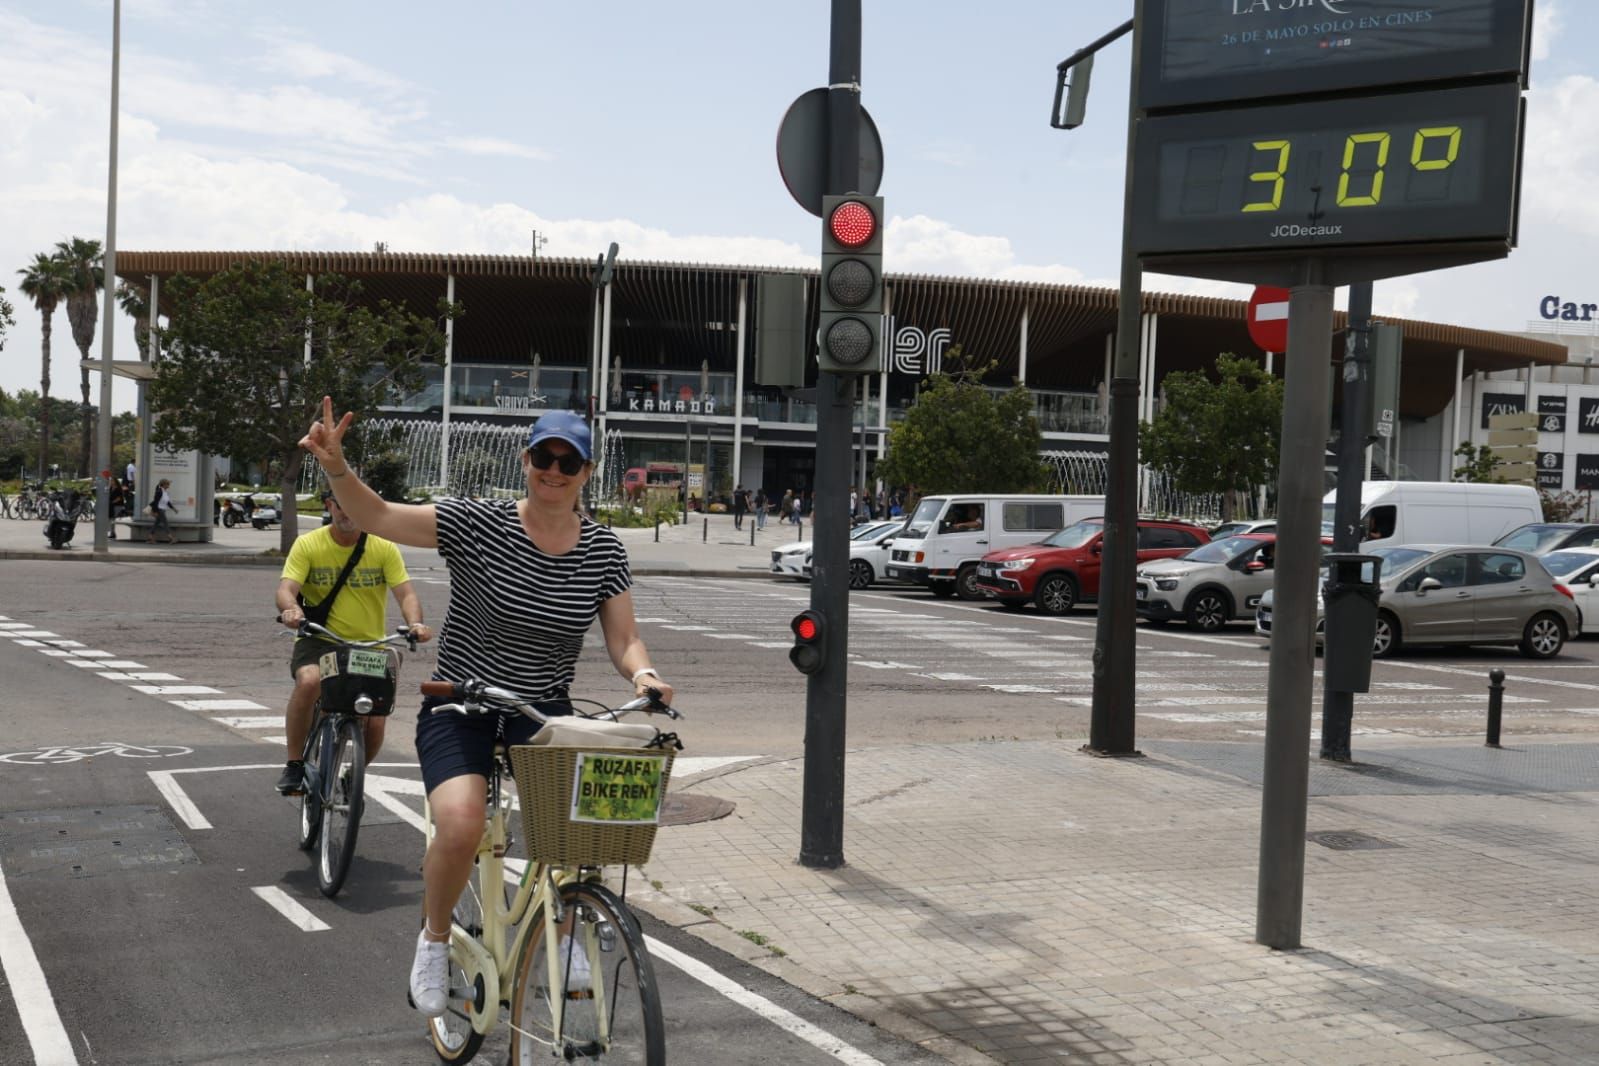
[[1141, 0, 1532, 110], [1130, 82, 1522, 259]]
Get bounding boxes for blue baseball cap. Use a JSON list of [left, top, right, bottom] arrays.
[[527, 410, 593, 461]]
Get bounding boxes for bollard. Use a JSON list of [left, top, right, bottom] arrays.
[[796, 520, 803, 543], [703, 517, 708, 543], [749, 521, 755, 546], [1486, 668, 1505, 747], [654, 518, 659, 543]]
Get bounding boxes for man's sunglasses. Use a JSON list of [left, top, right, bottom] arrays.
[[529, 445, 587, 476]]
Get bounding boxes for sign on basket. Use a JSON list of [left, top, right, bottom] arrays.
[[569, 752, 667, 825]]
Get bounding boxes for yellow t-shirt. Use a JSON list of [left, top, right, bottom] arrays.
[[281, 528, 410, 642]]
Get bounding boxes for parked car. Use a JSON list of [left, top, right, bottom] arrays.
[[1258, 545, 1576, 658], [974, 517, 1210, 614], [885, 493, 1105, 599], [779, 520, 900, 582], [1534, 547, 1599, 635], [1210, 519, 1276, 538], [1321, 481, 1541, 551], [1493, 523, 1599, 555], [803, 519, 909, 588], [1136, 534, 1288, 631]]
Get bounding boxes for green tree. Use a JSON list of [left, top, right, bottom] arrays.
[[55, 237, 105, 477], [16, 252, 72, 480], [874, 349, 1050, 496], [1452, 442, 1504, 483], [0, 284, 14, 352], [1138, 352, 1284, 521], [148, 259, 454, 551], [117, 280, 151, 358]]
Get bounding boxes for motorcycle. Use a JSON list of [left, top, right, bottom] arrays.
[[44, 492, 77, 550], [219, 492, 281, 529], [245, 492, 281, 530]]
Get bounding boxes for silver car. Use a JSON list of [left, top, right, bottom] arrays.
[[1136, 534, 1280, 631], [1256, 545, 1576, 659]]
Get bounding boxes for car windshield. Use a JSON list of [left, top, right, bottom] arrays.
[[1494, 524, 1572, 552], [1040, 520, 1103, 548], [1211, 522, 1247, 538], [1178, 535, 1262, 564], [1541, 550, 1599, 580], [903, 498, 944, 539], [1367, 546, 1431, 575], [850, 522, 893, 541]]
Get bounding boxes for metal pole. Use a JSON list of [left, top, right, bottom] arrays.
[[1319, 281, 1372, 762], [93, 0, 121, 553], [1485, 668, 1505, 747], [1450, 348, 1465, 466], [1256, 270, 1334, 950], [732, 277, 748, 492], [1088, 0, 1144, 756], [441, 273, 455, 492], [800, 0, 860, 870]]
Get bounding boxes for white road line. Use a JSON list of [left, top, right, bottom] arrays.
[[148, 771, 213, 830], [251, 886, 330, 932], [127, 685, 224, 695], [0, 859, 79, 1065], [210, 716, 284, 729], [168, 699, 271, 712], [1387, 659, 1599, 692], [89, 660, 145, 669], [646, 937, 885, 1066]]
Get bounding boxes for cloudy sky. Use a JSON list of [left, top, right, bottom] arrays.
[[0, 1, 1590, 413]]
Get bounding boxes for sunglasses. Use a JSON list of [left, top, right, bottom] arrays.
[[529, 445, 587, 476]]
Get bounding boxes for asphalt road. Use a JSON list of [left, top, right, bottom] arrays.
[[4, 560, 1598, 1066]]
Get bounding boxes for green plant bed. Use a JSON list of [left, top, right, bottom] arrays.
[[595, 505, 680, 529]]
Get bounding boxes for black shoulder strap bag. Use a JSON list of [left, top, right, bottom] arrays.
[[298, 533, 368, 629]]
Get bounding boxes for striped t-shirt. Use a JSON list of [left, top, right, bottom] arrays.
[[434, 499, 632, 701]]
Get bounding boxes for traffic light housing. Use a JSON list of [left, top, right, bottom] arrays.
[[817, 194, 884, 374], [789, 609, 826, 675]]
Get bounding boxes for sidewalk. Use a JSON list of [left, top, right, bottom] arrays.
[[0, 509, 797, 578], [642, 737, 1599, 1064]]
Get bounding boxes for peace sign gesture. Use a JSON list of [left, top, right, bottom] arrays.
[[301, 396, 355, 475]]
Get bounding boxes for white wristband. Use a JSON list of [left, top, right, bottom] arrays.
[[631, 668, 660, 684]]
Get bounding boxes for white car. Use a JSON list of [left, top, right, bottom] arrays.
[[795, 521, 904, 585], [771, 538, 813, 580], [1537, 547, 1599, 634]]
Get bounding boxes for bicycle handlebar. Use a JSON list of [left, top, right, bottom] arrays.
[[421, 677, 682, 724], [274, 615, 419, 653]]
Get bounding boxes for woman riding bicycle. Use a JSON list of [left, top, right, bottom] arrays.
[[299, 398, 674, 1019]]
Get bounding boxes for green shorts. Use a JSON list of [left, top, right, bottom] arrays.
[[289, 637, 338, 679]]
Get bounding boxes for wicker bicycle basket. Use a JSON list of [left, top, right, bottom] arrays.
[[508, 745, 675, 866]]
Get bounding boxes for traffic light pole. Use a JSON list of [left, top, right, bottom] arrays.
[[1319, 281, 1372, 762], [1088, 1, 1144, 756], [798, 0, 861, 870]]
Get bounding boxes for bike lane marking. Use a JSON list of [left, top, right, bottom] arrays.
[[0, 858, 80, 1066], [251, 887, 331, 933]]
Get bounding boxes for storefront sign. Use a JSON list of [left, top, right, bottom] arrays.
[[568, 752, 667, 825], [1537, 395, 1567, 433], [619, 394, 717, 415], [1539, 295, 1599, 322], [150, 443, 200, 513], [1537, 451, 1563, 490], [888, 317, 952, 376], [1576, 455, 1599, 492], [1480, 392, 1524, 430], [1579, 398, 1599, 434]]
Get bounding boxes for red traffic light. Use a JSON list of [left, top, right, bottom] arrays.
[[791, 611, 821, 642], [789, 610, 826, 675], [828, 200, 877, 248]]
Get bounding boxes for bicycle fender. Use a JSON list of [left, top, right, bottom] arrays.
[[449, 928, 499, 1035]]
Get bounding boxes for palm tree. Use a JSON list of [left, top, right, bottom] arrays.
[[55, 237, 105, 477], [17, 253, 72, 479], [117, 281, 151, 358]]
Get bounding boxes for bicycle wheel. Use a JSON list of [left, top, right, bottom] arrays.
[[317, 717, 365, 897], [508, 881, 664, 1066], [297, 716, 326, 851], [426, 860, 509, 1064]]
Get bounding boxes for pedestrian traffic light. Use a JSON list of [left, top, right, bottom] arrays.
[[817, 194, 884, 374], [789, 609, 826, 675]]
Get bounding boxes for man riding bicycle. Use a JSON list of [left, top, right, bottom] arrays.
[[273, 489, 433, 794]]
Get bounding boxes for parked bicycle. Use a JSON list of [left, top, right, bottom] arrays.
[[418, 678, 683, 1066], [285, 619, 417, 897]]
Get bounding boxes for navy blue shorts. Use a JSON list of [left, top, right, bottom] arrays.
[[415, 697, 571, 796]]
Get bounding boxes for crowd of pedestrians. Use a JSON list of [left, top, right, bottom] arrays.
[[719, 485, 908, 528]]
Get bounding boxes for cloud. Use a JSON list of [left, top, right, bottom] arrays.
[[253, 36, 416, 99], [442, 137, 552, 162], [1531, 1, 1561, 62], [885, 214, 1088, 284]]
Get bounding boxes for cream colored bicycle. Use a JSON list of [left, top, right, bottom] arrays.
[[418, 678, 683, 1065]]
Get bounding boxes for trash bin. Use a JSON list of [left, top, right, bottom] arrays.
[[1322, 553, 1383, 692]]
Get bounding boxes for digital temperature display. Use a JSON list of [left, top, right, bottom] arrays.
[[1130, 82, 1522, 259]]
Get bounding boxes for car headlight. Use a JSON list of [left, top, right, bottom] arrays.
[[1001, 558, 1035, 571], [1154, 578, 1181, 591]]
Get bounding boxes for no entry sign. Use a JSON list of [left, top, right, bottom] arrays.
[[1247, 286, 1290, 353]]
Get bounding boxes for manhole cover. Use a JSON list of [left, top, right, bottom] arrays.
[[660, 793, 735, 826], [1307, 830, 1401, 851], [0, 804, 199, 879]]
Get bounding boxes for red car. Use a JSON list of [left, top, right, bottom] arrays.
[[974, 517, 1211, 614]]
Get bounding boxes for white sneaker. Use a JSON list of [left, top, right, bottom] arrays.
[[409, 930, 450, 1017], [559, 936, 592, 992]]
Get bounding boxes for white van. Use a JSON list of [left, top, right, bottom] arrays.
[[885, 493, 1104, 599], [1321, 482, 1542, 551]]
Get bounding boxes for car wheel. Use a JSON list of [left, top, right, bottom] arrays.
[[955, 565, 983, 601], [1519, 612, 1566, 659], [848, 559, 874, 590], [928, 582, 956, 599], [1372, 611, 1401, 658], [1034, 574, 1078, 616], [1184, 589, 1229, 631]]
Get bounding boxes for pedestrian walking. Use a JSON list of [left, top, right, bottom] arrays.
[[148, 478, 178, 543], [732, 484, 748, 530], [754, 487, 767, 530], [779, 490, 794, 524]]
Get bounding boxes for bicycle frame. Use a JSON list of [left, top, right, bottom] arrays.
[[425, 758, 612, 1051]]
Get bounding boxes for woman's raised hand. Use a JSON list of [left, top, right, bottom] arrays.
[[300, 396, 356, 473]]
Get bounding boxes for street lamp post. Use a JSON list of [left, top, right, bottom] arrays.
[[93, 0, 122, 553]]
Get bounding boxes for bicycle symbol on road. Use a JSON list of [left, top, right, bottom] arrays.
[[0, 741, 193, 765]]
